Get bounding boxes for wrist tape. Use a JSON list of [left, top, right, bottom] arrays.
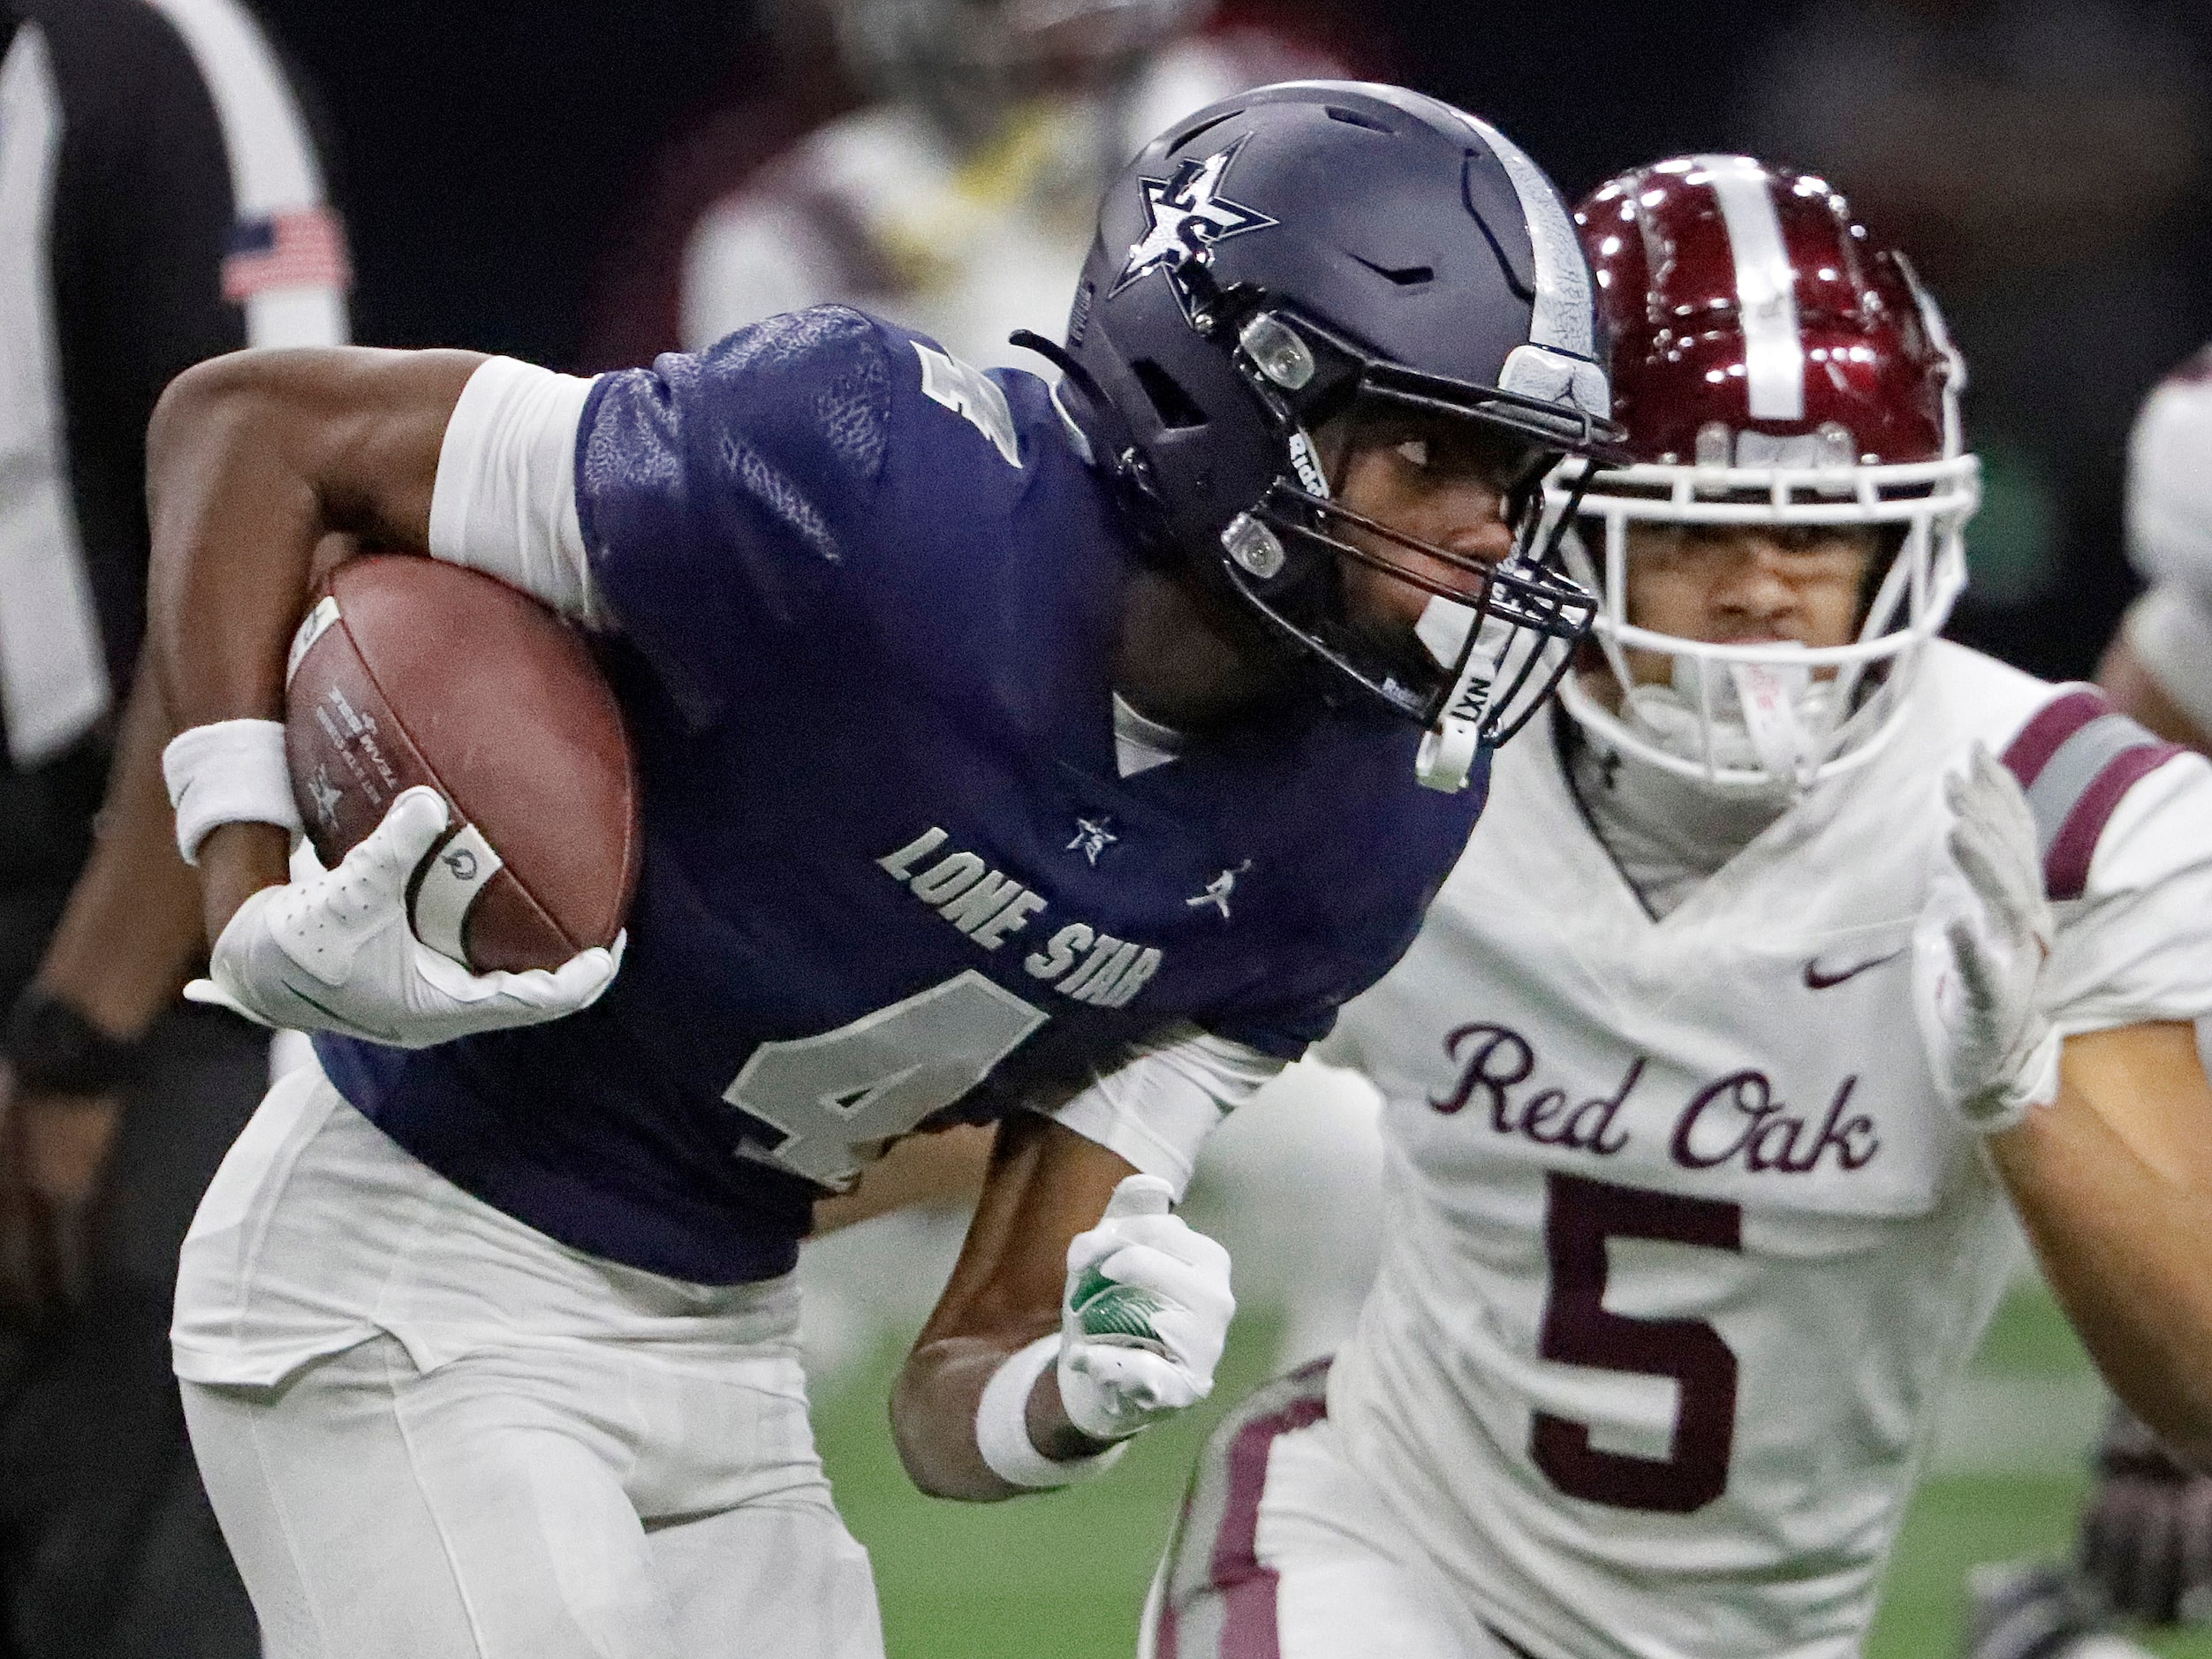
[[973, 1335, 1128, 1490], [163, 720, 302, 865]]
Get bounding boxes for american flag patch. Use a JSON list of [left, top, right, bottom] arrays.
[[221, 207, 351, 301]]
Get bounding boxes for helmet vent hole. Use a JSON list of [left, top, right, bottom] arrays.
[[1322, 104, 1393, 133], [1132, 360, 1208, 430], [1168, 110, 1241, 154], [1352, 254, 1436, 288]]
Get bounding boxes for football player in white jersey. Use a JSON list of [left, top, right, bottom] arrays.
[[1958, 351, 2212, 1655], [1141, 155, 2212, 1659], [2102, 350, 2212, 756]]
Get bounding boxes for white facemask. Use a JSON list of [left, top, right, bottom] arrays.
[[1620, 646, 1837, 786]]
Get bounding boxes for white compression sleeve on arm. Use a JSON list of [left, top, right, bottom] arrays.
[[973, 1335, 1127, 1489], [427, 358, 600, 620], [163, 720, 303, 865], [1041, 1026, 1286, 1198]]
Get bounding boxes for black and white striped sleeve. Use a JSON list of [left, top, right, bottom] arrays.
[[2, 0, 347, 760]]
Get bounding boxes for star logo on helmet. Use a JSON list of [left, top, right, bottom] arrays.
[[1112, 136, 1277, 311]]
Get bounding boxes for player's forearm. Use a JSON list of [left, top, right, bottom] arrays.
[[891, 1328, 1110, 1501], [890, 1111, 1149, 1499], [32, 658, 201, 1036], [1990, 1084, 2212, 1466], [146, 345, 481, 937], [2097, 631, 2212, 755]]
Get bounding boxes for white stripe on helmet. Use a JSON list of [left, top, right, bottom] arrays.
[[1454, 112, 1592, 361], [1697, 154, 1805, 422]]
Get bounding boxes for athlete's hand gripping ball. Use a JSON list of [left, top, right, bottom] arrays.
[[1058, 1174, 1235, 1443], [1912, 744, 2061, 1131], [189, 786, 623, 1048]]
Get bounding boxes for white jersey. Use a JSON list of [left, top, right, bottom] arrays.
[[1322, 641, 2212, 1659], [678, 36, 1323, 367], [2125, 347, 2212, 731]]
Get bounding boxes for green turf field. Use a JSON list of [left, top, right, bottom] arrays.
[[811, 1272, 2212, 1659]]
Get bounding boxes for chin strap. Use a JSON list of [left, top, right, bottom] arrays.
[[1415, 647, 1496, 792]]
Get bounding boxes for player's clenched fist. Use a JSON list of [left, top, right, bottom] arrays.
[[1057, 1174, 1235, 1442], [189, 786, 622, 1048]]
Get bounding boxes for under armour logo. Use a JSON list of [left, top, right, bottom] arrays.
[[1113, 136, 1276, 316], [1067, 816, 1117, 866], [1186, 860, 1253, 920]]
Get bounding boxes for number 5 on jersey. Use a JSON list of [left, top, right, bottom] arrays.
[[724, 970, 1049, 1186], [1533, 1170, 1743, 1514]]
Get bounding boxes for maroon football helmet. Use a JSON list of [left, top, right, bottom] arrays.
[[1551, 155, 1980, 790]]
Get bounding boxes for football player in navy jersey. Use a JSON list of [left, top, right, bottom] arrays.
[[147, 83, 1617, 1659]]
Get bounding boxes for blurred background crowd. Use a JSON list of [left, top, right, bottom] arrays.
[[271, 0, 2212, 678], [6, 0, 2212, 1655]]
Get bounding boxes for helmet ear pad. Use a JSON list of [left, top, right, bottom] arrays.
[[1079, 284, 1280, 558]]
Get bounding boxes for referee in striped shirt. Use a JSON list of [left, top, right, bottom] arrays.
[[0, 0, 345, 1652]]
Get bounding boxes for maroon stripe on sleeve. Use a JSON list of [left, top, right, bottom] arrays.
[[2042, 743, 2185, 900], [2002, 686, 2108, 790], [1211, 1392, 1330, 1659]]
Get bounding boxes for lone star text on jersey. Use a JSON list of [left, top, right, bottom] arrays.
[[878, 827, 1164, 1010]]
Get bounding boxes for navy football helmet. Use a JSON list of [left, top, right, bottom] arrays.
[[1027, 80, 1622, 792]]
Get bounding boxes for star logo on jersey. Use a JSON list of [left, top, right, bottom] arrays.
[[1186, 860, 1253, 920], [1112, 137, 1277, 313], [1066, 816, 1117, 865]]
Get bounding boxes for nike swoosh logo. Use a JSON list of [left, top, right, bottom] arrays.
[[1803, 950, 1904, 991]]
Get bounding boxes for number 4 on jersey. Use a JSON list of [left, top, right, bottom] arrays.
[[724, 970, 1048, 1186]]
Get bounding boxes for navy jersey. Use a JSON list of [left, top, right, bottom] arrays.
[[317, 307, 1482, 1284]]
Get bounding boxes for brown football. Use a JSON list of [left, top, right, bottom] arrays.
[[284, 555, 640, 973]]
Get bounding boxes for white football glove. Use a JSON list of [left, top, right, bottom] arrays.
[[186, 785, 623, 1049], [1912, 744, 2062, 1132], [1057, 1174, 1234, 1443]]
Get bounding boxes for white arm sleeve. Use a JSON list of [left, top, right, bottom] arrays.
[[2123, 585, 2212, 738], [1038, 1025, 1286, 1197], [427, 358, 600, 621]]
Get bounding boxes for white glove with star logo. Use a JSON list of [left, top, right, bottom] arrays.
[[1057, 1174, 1235, 1442], [1911, 744, 2062, 1132], [187, 785, 622, 1049]]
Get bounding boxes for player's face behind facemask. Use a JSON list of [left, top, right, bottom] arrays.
[[1307, 405, 1550, 696], [1554, 154, 1979, 795], [1051, 83, 1623, 793]]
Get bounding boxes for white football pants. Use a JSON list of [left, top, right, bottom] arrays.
[[1141, 1361, 1511, 1659], [173, 1069, 883, 1659]]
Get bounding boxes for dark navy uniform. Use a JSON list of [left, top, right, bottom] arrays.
[[319, 306, 1484, 1284]]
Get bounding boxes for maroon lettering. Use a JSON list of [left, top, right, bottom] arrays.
[[1807, 1077, 1881, 1170], [1531, 1171, 1742, 1513], [1431, 1024, 1534, 1124], [1670, 1070, 1876, 1176], [1559, 1057, 1639, 1156]]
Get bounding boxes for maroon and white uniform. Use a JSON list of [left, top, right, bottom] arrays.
[[1145, 157, 2212, 1659], [1146, 659, 2212, 1659]]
